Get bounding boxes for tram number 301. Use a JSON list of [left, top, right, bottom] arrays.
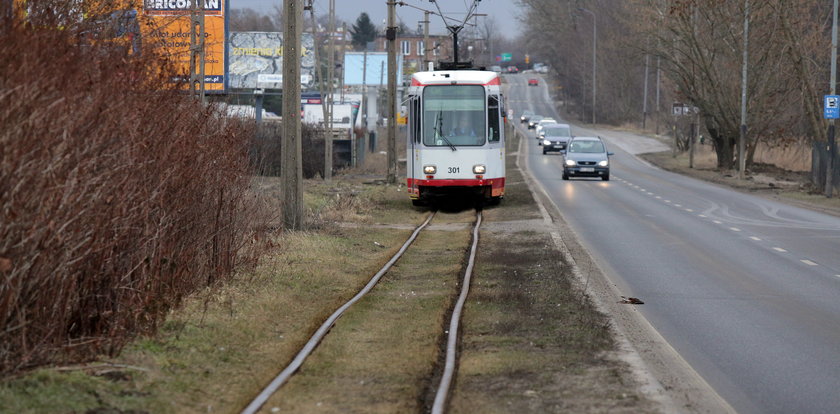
[[448, 167, 460, 173]]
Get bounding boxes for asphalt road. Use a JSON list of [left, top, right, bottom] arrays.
[[506, 74, 840, 414]]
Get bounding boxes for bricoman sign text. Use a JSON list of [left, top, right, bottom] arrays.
[[145, 0, 222, 15]]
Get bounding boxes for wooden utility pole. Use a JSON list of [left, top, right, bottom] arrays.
[[189, 0, 206, 102], [386, 1, 397, 184], [282, 0, 304, 230], [324, 0, 335, 181]]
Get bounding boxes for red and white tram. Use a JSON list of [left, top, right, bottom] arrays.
[[405, 70, 506, 205]]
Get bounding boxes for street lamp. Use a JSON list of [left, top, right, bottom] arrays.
[[577, 7, 597, 125]]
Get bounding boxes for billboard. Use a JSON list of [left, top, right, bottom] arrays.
[[229, 31, 314, 89], [142, 0, 228, 92], [343, 52, 402, 86]]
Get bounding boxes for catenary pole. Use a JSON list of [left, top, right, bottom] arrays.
[[282, 0, 304, 230], [386, 0, 397, 184]]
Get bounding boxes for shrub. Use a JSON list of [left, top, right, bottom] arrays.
[[1, 12, 263, 374]]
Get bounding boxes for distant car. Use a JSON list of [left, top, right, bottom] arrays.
[[541, 124, 573, 154], [563, 136, 613, 181], [527, 115, 544, 129], [528, 78, 539, 86], [534, 118, 557, 139], [489, 65, 502, 73], [506, 66, 519, 73], [520, 109, 534, 123]]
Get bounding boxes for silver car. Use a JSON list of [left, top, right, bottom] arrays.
[[562, 136, 613, 181], [541, 124, 572, 154]]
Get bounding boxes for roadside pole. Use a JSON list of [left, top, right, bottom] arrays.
[[826, 0, 838, 198], [282, 0, 304, 230], [386, 1, 397, 184], [738, 0, 749, 180], [642, 52, 649, 130]]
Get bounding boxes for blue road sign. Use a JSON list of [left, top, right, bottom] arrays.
[[825, 95, 840, 119]]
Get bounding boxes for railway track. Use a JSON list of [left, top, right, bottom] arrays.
[[241, 209, 484, 414]]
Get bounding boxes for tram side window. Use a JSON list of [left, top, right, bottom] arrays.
[[412, 97, 421, 143], [488, 95, 500, 143]]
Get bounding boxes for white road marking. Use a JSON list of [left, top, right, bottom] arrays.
[[713, 220, 722, 224], [665, 200, 672, 203], [729, 227, 741, 232], [773, 247, 787, 252], [675, 204, 682, 207], [685, 208, 694, 212], [698, 214, 707, 218], [801, 260, 818, 266], [749, 236, 762, 241], [655, 196, 662, 199]]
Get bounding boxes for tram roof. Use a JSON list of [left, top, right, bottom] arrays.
[[410, 70, 500, 87]]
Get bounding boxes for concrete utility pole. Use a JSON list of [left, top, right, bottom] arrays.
[[578, 7, 596, 125], [386, 0, 397, 184], [309, 1, 332, 175], [827, 0, 838, 197], [189, 0, 206, 102], [423, 11, 430, 67], [738, 0, 750, 180], [282, 0, 304, 230], [324, 0, 335, 181]]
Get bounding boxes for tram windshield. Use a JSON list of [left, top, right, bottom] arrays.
[[423, 85, 486, 147]]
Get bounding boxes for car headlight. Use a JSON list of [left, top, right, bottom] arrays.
[[543, 139, 551, 146], [423, 165, 437, 174], [473, 164, 486, 174], [565, 159, 576, 166], [598, 160, 609, 167]]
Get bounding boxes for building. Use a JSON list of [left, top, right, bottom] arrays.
[[375, 33, 453, 74]]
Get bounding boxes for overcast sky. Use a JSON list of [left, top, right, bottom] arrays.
[[230, 0, 523, 39]]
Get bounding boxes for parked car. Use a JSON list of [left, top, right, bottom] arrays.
[[562, 136, 613, 181], [528, 78, 539, 86], [520, 109, 534, 123], [534, 118, 557, 140], [541, 124, 573, 154], [527, 115, 544, 129]]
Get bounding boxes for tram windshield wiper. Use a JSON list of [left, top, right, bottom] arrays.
[[435, 110, 457, 151]]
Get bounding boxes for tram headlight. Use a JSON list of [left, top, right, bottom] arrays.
[[472, 164, 486, 174], [423, 165, 437, 174], [565, 159, 576, 166]]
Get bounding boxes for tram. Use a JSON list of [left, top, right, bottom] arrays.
[[405, 70, 506, 206]]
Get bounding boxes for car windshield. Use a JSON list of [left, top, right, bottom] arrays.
[[423, 85, 486, 147], [523, 110, 534, 116], [544, 126, 571, 137], [568, 140, 605, 153]]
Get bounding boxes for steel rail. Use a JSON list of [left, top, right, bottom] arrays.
[[431, 210, 482, 414], [241, 212, 437, 414]]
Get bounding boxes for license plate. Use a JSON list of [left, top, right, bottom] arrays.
[[580, 167, 595, 172]]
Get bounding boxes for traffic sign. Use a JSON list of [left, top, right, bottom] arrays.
[[824, 95, 839, 119], [500, 53, 512, 62]]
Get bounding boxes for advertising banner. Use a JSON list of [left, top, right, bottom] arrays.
[[142, 0, 228, 92], [229, 31, 314, 89]]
